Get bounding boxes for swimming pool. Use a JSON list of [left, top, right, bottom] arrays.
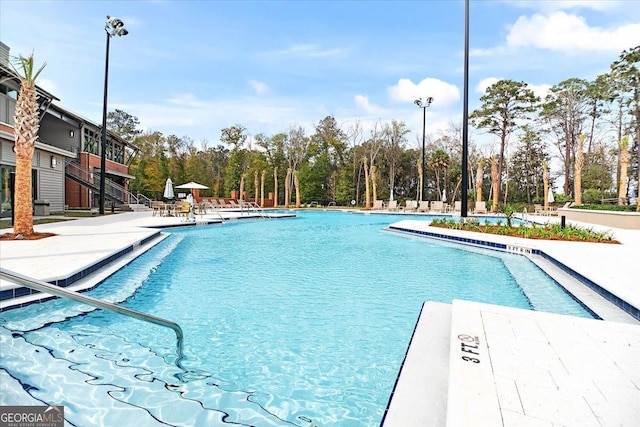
[[0, 211, 593, 426]]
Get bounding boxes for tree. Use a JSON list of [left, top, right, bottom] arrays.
[[582, 144, 614, 199], [428, 149, 450, 197], [346, 121, 365, 204], [491, 156, 499, 211], [206, 144, 229, 197], [470, 79, 538, 205], [128, 131, 168, 198], [509, 127, 549, 203], [310, 116, 348, 203], [619, 136, 630, 204], [363, 156, 371, 209], [383, 120, 409, 201], [574, 134, 585, 205], [611, 45, 640, 211], [540, 78, 590, 196], [10, 54, 46, 237], [222, 125, 249, 197], [284, 126, 309, 207], [363, 122, 384, 203], [543, 161, 550, 211], [107, 109, 142, 142], [220, 124, 248, 149], [475, 158, 484, 202]]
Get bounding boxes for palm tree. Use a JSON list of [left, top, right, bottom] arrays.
[[618, 136, 630, 205], [11, 54, 46, 237]]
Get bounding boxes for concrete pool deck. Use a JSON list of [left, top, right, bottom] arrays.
[[1, 210, 639, 426]]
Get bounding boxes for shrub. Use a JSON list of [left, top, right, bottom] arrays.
[[570, 204, 637, 212], [582, 189, 601, 204]]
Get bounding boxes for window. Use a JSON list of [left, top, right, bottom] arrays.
[[0, 83, 18, 99], [82, 128, 99, 155]]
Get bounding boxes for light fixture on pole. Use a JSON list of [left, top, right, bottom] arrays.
[[99, 15, 128, 215], [414, 96, 433, 202]]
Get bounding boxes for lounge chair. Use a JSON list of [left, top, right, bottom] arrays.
[[418, 201, 429, 212], [430, 201, 444, 213], [405, 200, 417, 212], [372, 200, 384, 210], [387, 200, 399, 211], [474, 201, 487, 214], [452, 201, 461, 214], [221, 199, 232, 208], [534, 204, 544, 215]]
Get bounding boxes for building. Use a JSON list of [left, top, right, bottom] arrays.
[[0, 41, 137, 218]]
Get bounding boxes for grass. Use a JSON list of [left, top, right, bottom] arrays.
[[430, 217, 620, 244]]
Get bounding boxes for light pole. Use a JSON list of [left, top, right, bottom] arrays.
[[414, 97, 433, 202], [461, 0, 470, 217], [99, 15, 128, 215]]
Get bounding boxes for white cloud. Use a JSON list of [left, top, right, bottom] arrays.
[[502, 0, 626, 12], [506, 11, 640, 52], [387, 77, 459, 107], [527, 83, 552, 99], [473, 77, 551, 100], [248, 80, 269, 96], [475, 77, 499, 94], [354, 94, 387, 116]]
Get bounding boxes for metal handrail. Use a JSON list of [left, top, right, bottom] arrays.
[[0, 268, 184, 357], [65, 159, 139, 206], [136, 193, 153, 207], [239, 200, 270, 219]]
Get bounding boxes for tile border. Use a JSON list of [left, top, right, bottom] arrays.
[[0, 231, 162, 308]]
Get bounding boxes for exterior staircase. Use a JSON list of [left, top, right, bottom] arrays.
[[65, 160, 152, 209]]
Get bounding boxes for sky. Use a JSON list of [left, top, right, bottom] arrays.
[[1, 0, 640, 154]]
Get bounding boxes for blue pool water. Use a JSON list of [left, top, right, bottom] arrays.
[[0, 211, 592, 426]]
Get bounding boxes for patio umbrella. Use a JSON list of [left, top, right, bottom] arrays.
[[441, 189, 447, 202], [176, 181, 209, 190], [163, 178, 174, 199], [176, 181, 209, 200], [548, 190, 555, 204]]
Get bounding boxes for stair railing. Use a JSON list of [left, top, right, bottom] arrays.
[[0, 267, 184, 358]]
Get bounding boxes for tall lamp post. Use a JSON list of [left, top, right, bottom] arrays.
[[99, 15, 128, 215], [461, 0, 470, 217], [414, 97, 433, 202]]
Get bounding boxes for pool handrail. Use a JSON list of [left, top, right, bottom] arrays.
[[0, 267, 184, 356]]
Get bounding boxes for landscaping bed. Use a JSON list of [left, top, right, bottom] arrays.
[[430, 218, 620, 244]]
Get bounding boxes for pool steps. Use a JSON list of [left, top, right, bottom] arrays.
[[0, 267, 184, 356], [0, 326, 284, 426], [386, 225, 639, 322]]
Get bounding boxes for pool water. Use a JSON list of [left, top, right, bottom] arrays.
[[0, 211, 592, 426]]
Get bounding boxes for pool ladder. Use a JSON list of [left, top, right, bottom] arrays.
[[0, 268, 184, 357]]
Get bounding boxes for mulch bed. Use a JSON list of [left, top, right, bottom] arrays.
[[429, 223, 621, 244]]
